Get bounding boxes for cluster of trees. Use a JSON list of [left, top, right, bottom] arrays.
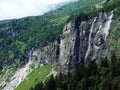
[[68, 0, 120, 24], [103, 0, 120, 12], [31, 55, 120, 90]]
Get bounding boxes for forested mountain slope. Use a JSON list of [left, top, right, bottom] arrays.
[[0, 0, 120, 90], [0, 0, 103, 71], [0, 0, 104, 89], [31, 0, 120, 89]]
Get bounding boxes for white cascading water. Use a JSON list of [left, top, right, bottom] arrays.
[[103, 11, 113, 41], [85, 12, 113, 63], [84, 17, 97, 62], [3, 51, 32, 90]]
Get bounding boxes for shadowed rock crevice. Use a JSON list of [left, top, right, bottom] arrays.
[[58, 11, 113, 72]]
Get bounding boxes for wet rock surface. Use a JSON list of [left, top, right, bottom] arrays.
[[58, 11, 113, 72]]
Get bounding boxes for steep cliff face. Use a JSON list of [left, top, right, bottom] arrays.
[[58, 11, 114, 72], [32, 42, 59, 65]]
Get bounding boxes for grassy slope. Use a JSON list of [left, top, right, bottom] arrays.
[[15, 65, 53, 90]]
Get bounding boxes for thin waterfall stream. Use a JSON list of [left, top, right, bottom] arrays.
[[84, 17, 97, 63]]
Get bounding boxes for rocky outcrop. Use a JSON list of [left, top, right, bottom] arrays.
[[32, 42, 58, 65], [3, 60, 32, 90], [4, 11, 113, 74], [58, 11, 113, 72], [1, 43, 58, 90]]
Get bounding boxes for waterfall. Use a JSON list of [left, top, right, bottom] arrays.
[[3, 61, 32, 90], [103, 11, 113, 41], [3, 50, 33, 90], [29, 48, 34, 61], [84, 17, 97, 63]]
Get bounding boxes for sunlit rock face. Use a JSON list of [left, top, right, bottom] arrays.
[[58, 11, 113, 72]]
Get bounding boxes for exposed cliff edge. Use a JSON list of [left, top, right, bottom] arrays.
[[58, 11, 114, 72], [0, 0, 120, 89], [28, 11, 115, 73], [1, 10, 119, 89]]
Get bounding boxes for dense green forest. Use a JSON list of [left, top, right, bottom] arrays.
[[0, 0, 103, 72], [31, 55, 120, 90], [68, 0, 120, 23], [30, 0, 120, 90]]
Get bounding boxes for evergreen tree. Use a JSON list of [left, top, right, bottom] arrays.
[[34, 82, 44, 90], [45, 75, 56, 90]]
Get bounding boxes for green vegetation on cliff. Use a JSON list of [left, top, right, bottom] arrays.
[[0, 0, 103, 72], [30, 0, 120, 90], [106, 7, 120, 59]]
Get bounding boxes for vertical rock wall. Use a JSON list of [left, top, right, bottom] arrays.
[[58, 11, 113, 72]]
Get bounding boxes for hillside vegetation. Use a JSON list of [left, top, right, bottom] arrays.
[[32, 55, 120, 90], [0, 0, 103, 71], [15, 65, 53, 90], [31, 0, 120, 90]]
